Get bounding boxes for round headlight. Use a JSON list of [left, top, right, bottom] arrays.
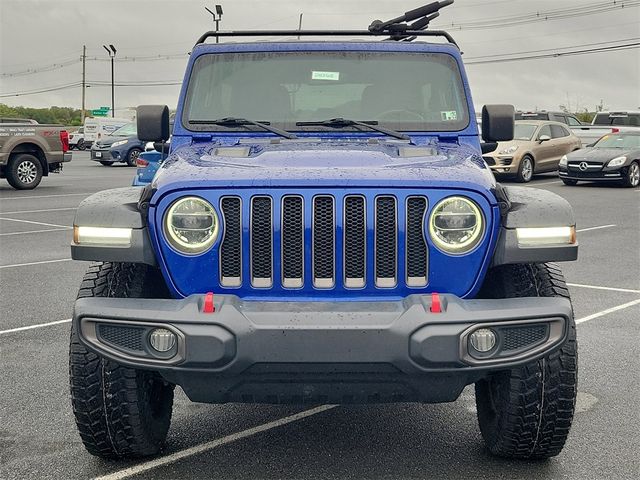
[[164, 197, 219, 254], [429, 196, 484, 254]]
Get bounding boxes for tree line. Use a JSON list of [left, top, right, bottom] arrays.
[[0, 103, 83, 125]]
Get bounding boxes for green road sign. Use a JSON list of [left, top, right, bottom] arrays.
[[91, 110, 108, 116]]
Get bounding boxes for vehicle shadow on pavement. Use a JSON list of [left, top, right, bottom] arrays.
[[117, 399, 564, 480]]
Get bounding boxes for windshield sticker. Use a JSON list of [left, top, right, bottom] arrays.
[[312, 71, 340, 81], [441, 111, 458, 121]]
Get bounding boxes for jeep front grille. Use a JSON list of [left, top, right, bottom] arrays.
[[219, 193, 429, 290]]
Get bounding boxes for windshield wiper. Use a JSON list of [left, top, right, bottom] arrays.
[[189, 117, 298, 139], [296, 118, 410, 140]]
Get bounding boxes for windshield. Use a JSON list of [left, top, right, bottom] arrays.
[[514, 123, 537, 140], [595, 134, 640, 149], [110, 123, 136, 136], [184, 51, 470, 132]]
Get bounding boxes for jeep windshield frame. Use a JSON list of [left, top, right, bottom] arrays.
[[182, 49, 471, 135]]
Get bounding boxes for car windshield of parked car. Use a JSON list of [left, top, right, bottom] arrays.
[[184, 51, 470, 132], [110, 123, 137, 137], [595, 134, 640, 149], [514, 123, 537, 140]]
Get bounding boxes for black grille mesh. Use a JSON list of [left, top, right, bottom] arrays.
[[251, 197, 272, 281], [220, 197, 242, 279], [282, 196, 304, 281], [99, 324, 144, 352], [375, 196, 397, 282], [502, 325, 547, 351], [406, 197, 428, 281], [313, 196, 335, 282], [344, 196, 366, 281]]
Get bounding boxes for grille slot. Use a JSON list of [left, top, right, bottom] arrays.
[[375, 196, 397, 287], [220, 197, 242, 287], [251, 196, 273, 288], [502, 325, 548, 352], [344, 196, 366, 288], [282, 196, 304, 288], [98, 324, 144, 352], [313, 196, 335, 288], [406, 197, 428, 287]]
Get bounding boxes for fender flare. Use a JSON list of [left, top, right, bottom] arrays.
[[492, 185, 578, 266], [71, 186, 157, 266]]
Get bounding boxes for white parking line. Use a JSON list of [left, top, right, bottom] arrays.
[[576, 224, 616, 233], [567, 283, 640, 294], [0, 228, 70, 237], [0, 207, 77, 215], [0, 193, 88, 201], [0, 318, 71, 336], [93, 404, 337, 480], [0, 258, 72, 269], [575, 299, 640, 324], [0, 217, 71, 229]]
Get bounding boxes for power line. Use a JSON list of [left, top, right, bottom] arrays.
[[466, 42, 640, 65]]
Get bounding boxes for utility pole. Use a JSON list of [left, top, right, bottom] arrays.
[[297, 13, 303, 39], [81, 45, 86, 124], [103, 44, 117, 117]]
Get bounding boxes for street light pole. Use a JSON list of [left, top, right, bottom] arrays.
[[205, 4, 224, 43], [103, 44, 117, 117]]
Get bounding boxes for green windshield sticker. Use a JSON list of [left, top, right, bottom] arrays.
[[441, 111, 458, 121], [312, 71, 340, 81]]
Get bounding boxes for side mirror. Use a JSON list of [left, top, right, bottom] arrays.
[[538, 135, 551, 143], [137, 105, 170, 142], [481, 105, 515, 142]]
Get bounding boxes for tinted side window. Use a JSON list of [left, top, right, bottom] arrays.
[[566, 116, 582, 126], [538, 125, 552, 138], [551, 125, 569, 138]]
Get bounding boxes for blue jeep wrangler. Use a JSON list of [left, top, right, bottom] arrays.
[[69, 1, 578, 460]]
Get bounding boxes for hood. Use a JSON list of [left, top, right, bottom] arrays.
[[567, 147, 634, 163], [151, 140, 496, 200], [96, 134, 131, 147]]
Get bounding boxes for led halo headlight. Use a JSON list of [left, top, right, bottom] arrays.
[[164, 196, 219, 254], [429, 196, 484, 254]]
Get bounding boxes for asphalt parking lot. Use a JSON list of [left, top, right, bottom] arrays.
[[1, 151, 639, 480]]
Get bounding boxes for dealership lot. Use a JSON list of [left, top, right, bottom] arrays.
[[0, 152, 638, 480]]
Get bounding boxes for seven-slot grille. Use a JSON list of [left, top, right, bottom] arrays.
[[219, 194, 429, 290]]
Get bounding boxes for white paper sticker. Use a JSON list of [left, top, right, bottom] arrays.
[[312, 71, 340, 81], [441, 111, 458, 121]]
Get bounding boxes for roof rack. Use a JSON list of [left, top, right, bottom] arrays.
[[195, 0, 457, 46]]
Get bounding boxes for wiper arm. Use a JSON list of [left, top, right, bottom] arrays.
[[189, 117, 298, 139], [296, 117, 410, 140]]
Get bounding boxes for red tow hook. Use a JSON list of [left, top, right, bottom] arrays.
[[203, 292, 215, 313], [430, 292, 442, 313]]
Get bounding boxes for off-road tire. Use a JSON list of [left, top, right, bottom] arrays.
[[77, 139, 87, 150], [561, 179, 578, 186], [126, 148, 142, 167], [69, 262, 174, 459], [99, 161, 114, 166], [475, 263, 578, 459], [516, 155, 534, 183], [6, 153, 43, 190]]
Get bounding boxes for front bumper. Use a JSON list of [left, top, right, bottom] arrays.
[[559, 166, 623, 181], [90, 147, 111, 161], [74, 294, 572, 403]]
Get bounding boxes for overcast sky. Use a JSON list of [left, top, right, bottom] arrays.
[[1, 0, 639, 114]]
